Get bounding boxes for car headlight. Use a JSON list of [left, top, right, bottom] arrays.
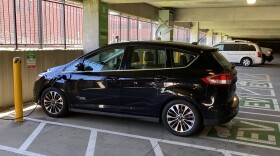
[[36, 74, 44, 80]]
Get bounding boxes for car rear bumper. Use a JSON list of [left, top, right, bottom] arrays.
[[267, 55, 274, 62], [203, 95, 239, 126]]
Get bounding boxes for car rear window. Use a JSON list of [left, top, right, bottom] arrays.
[[171, 50, 198, 67], [209, 51, 232, 71], [240, 44, 256, 51]]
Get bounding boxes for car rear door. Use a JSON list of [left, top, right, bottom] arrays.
[[119, 45, 174, 117]]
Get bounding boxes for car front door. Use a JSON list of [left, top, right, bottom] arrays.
[[119, 45, 174, 117], [63, 46, 127, 113]]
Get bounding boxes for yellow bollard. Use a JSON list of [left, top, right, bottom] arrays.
[[13, 57, 24, 122]]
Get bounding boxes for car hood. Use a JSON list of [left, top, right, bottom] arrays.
[[46, 64, 66, 72]]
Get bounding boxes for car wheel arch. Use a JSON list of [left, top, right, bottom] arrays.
[[39, 85, 68, 105], [159, 96, 203, 123]]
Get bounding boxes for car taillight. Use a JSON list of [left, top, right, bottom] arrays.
[[201, 74, 233, 86], [257, 52, 262, 58]]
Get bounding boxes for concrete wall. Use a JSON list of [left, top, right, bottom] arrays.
[[108, 3, 159, 21], [0, 50, 83, 108]]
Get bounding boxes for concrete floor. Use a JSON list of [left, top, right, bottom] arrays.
[[1, 54, 280, 156]]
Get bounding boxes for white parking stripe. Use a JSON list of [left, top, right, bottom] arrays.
[[0, 144, 45, 156], [24, 117, 258, 156], [19, 123, 46, 151], [150, 139, 164, 156], [161, 140, 258, 156], [85, 130, 98, 156]]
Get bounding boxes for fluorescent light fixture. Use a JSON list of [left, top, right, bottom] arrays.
[[247, 0, 256, 5]]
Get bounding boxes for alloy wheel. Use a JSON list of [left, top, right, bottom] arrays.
[[242, 59, 251, 66], [166, 104, 195, 133], [43, 91, 64, 114]]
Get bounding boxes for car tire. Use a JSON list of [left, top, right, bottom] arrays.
[[261, 56, 266, 65], [241, 57, 252, 67], [162, 100, 202, 136], [41, 87, 68, 117]]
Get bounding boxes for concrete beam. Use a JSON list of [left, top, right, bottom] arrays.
[[174, 6, 280, 22], [199, 21, 280, 29], [102, 0, 187, 3], [108, 3, 159, 21], [214, 29, 280, 37]]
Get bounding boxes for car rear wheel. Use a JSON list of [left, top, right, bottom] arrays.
[[41, 88, 68, 117], [241, 57, 252, 67], [162, 100, 202, 136]]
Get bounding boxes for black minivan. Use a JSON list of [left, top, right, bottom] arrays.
[[34, 41, 239, 136]]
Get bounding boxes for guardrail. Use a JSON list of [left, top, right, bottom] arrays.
[[0, 0, 83, 49]]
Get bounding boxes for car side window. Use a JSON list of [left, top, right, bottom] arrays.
[[172, 50, 198, 67], [83, 47, 125, 71], [240, 44, 256, 51], [128, 47, 167, 69], [215, 44, 224, 51], [224, 44, 240, 51]]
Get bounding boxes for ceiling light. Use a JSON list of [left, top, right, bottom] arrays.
[[247, 0, 256, 5]]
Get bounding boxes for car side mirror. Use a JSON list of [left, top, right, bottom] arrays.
[[75, 63, 84, 71]]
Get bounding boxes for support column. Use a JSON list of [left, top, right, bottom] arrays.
[[206, 29, 214, 46], [223, 35, 228, 41], [190, 22, 199, 43], [83, 0, 100, 53], [217, 33, 223, 43], [157, 10, 173, 41]]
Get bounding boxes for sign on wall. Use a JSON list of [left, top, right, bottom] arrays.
[[27, 51, 36, 68]]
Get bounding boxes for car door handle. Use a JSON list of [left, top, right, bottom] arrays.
[[107, 76, 118, 82], [154, 76, 168, 81]]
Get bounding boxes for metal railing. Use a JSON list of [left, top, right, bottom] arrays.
[[0, 0, 83, 49]]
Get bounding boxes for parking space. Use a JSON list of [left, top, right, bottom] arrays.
[[1, 55, 280, 156]]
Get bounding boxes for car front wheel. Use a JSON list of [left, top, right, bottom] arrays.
[[162, 100, 202, 136], [41, 87, 68, 117]]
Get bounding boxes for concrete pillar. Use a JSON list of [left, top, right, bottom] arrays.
[[217, 33, 223, 43], [83, 0, 100, 53], [206, 29, 214, 46], [157, 10, 173, 41], [190, 22, 199, 43], [223, 35, 228, 41]]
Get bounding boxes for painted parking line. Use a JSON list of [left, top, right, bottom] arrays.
[[237, 87, 275, 97], [201, 117, 280, 151], [19, 123, 46, 151], [150, 139, 164, 156], [237, 80, 273, 89], [85, 130, 98, 156], [239, 96, 280, 111], [237, 73, 270, 81], [239, 111, 280, 118], [24, 117, 257, 156], [0, 144, 45, 156]]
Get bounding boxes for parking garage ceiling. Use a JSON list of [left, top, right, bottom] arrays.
[[101, 0, 280, 39]]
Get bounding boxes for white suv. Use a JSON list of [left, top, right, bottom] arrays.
[[214, 41, 262, 67]]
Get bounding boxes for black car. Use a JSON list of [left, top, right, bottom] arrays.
[[34, 41, 239, 136]]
